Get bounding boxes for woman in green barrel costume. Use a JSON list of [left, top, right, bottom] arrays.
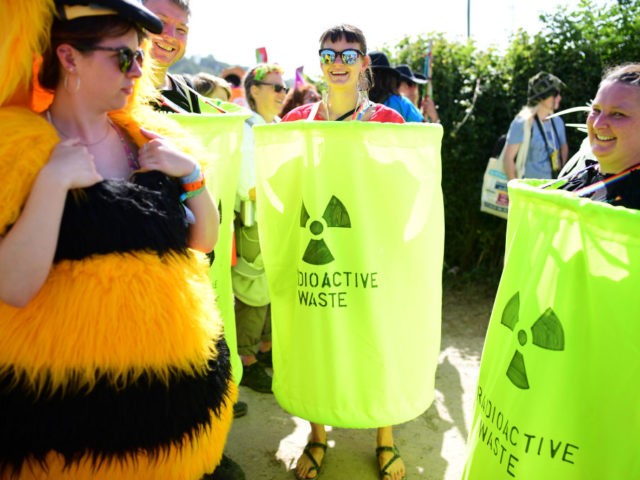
[[556, 63, 640, 207], [281, 24, 407, 480], [463, 64, 640, 480]]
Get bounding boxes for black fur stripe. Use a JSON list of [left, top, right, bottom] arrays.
[[0, 338, 232, 476], [55, 171, 190, 261]]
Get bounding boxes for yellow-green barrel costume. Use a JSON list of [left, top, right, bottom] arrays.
[[463, 180, 640, 479], [254, 121, 444, 427]]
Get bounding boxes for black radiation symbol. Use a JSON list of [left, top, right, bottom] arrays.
[[500, 292, 565, 389], [300, 196, 351, 265]]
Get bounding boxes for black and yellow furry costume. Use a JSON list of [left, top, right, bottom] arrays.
[[0, 2, 236, 479]]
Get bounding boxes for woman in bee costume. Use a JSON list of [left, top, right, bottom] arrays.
[[0, 1, 235, 478]]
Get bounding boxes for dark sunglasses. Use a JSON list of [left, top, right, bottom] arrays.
[[254, 81, 289, 94], [76, 45, 144, 73], [318, 48, 364, 65]]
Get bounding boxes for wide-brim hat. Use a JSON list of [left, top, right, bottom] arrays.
[[395, 64, 427, 84], [369, 51, 399, 76], [55, 0, 162, 34], [527, 71, 566, 102]]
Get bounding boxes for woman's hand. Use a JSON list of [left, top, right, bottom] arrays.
[[138, 127, 198, 177], [420, 96, 440, 123], [43, 138, 103, 189]]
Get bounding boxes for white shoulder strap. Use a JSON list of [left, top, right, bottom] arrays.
[[307, 101, 321, 121], [515, 116, 533, 178]]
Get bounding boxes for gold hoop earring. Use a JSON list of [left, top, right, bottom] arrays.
[[64, 73, 80, 93]]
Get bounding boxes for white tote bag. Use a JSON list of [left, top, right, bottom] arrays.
[[480, 116, 532, 219]]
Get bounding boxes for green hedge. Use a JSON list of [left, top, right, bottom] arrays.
[[387, 0, 640, 274]]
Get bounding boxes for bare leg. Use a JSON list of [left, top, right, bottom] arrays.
[[377, 426, 406, 480], [294, 422, 327, 479]]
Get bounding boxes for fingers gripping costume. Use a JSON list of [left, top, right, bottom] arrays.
[[0, 2, 236, 479]]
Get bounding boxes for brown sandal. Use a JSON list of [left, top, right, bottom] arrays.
[[294, 441, 327, 480], [376, 445, 407, 479]]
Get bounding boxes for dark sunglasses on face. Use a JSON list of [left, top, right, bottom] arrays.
[[254, 81, 289, 94], [318, 48, 364, 65], [76, 45, 144, 73]]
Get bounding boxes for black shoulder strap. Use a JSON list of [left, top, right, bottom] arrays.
[[169, 74, 201, 114], [534, 115, 557, 172]]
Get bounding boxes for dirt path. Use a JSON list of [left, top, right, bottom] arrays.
[[224, 282, 496, 479]]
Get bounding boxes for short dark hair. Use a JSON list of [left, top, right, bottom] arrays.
[[319, 24, 367, 54], [39, 16, 144, 91]]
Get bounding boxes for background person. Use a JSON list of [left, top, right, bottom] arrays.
[[143, 1, 248, 478], [368, 51, 424, 123], [282, 25, 407, 480], [396, 65, 440, 123], [143, 0, 200, 112], [503, 71, 569, 180], [0, 1, 234, 478], [279, 83, 321, 118], [232, 63, 288, 394], [193, 71, 233, 101]]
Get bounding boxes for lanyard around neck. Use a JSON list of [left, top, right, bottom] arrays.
[[575, 163, 640, 197]]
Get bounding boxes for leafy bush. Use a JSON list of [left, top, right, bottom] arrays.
[[387, 0, 640, 275]]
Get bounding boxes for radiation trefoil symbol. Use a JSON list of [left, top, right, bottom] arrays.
[[300, 196, 351, 265], [500, 292, 565, 390]]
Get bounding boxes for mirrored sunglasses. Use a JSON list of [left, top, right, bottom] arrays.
[[76, 45, 145, 73], [318, 48, 364, 65], [254, 81, 289, 94]]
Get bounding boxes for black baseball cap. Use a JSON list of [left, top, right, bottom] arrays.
[[55, 0, 163, 34]]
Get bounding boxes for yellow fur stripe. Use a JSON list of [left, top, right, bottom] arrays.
[[5, 382, 237, 480], [0, 251, 222, 393], [0, 108, 58, 234]]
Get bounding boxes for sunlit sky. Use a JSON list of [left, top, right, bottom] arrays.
[[185, 0, 595, 79]]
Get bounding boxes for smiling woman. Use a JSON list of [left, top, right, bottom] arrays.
[[0, 1, 233, 479], [556, 63, 640, 208]]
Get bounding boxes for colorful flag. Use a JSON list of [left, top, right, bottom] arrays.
[[255, 47, 268, 64], [463, 180, 640, 479], [254, 121, 444, 427], [294, 66, 305, 90]]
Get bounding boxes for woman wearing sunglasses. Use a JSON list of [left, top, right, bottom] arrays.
[[231, 64, 288, 394], [281, 24, 406, 480], [0, 1, 234, 478]]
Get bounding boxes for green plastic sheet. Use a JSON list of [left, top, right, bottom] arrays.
[[254, 121, 444, 428], [170, 109, 249, 384], [463, 180, 640, 479]]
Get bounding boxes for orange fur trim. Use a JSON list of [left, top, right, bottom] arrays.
[[0, 107, 59, 234], [2, 383, 237, 480], [0, 1, 54, 108]]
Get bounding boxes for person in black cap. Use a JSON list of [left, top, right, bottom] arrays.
[[0, 1, 236, 479], [503, 71, 569, 180], [396, 65, 440, 123]]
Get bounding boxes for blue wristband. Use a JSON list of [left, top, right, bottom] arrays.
[[180, 163, 201, 184]]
